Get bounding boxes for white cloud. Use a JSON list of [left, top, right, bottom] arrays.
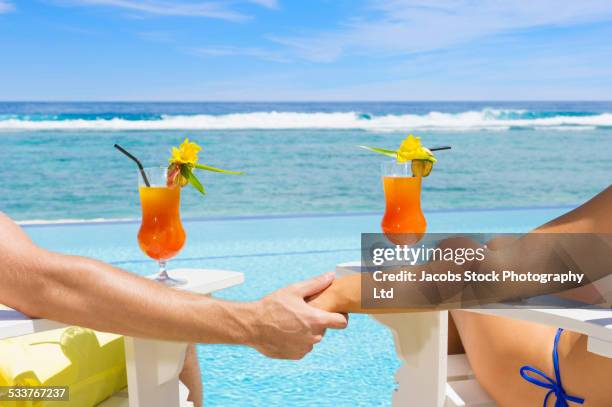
[[65, 0, 277, 21], [0, 0, 15, 13], [138, 30, 174, 42], [269, 0, 612, 62], [189, 45, 290, 62], [248, 0, 277, 9]]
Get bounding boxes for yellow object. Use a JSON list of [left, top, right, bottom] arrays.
[[0, 327, 126, 407], [396, 134, 436, 163], [169, 138, 201, 166], [166, 137, 242, 197], [411, 159, 434, 177]]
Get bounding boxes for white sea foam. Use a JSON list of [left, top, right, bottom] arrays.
[[1, 109, 611, 131], [18, 217, 136, 226]]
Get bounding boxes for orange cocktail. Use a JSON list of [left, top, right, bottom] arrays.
[[137, 167, 186, 285], [381, 162, 426, 245], [138, 186, 186, 261]]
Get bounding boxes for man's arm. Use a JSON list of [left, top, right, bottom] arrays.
[[0, 213, 347, 359]]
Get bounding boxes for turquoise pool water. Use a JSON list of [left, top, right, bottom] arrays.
[[21, 206, 571, 406]]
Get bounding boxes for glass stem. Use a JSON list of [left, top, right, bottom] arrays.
[[157, 260, 169, 280]]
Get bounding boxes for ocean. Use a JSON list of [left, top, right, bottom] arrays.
[[1, 101, 610, 222]]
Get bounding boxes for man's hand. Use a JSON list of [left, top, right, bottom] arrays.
[[249, 272, 348, 359]]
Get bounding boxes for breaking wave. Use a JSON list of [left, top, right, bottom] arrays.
[[1, 109, 611, 131]]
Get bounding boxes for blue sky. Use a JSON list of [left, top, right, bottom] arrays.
[[1, 0, 612, 100]]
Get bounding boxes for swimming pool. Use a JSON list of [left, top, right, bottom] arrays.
[[22, 205, 572, 406]]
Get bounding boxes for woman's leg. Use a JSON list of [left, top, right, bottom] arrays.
[[448, 314, 464, 355], [179, 344, 203, 407], [451, 187, 612, 406], [452, 311, 612, 407]]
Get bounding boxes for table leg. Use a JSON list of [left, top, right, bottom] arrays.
[[124, 337, 188, 407], [372, 311, 448, 407]]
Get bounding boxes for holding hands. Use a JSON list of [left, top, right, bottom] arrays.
[[250, 272, 348, 359]]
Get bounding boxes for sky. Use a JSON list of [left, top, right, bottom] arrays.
[[1, 0, 612, 101]]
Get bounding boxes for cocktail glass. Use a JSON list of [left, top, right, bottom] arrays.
[[380, 161, 427, 245], [137, 167, 187, 286]]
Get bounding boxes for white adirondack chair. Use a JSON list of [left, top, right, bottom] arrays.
[[0, 268, 244, 407], [337, 261, 612, 407]]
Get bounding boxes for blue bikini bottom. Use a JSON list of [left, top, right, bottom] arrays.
[[520, 328, 585, 407]]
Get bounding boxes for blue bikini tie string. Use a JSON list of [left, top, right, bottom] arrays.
[[520, 328, 585, 407]]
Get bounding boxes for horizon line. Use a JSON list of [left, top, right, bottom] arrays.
[[2, 100, 612, 104]]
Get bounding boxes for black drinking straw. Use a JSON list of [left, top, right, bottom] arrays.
[[114, 144, 150, 186], [430, 146, 452, 152]]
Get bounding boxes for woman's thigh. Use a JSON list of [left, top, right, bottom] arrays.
[[450, 310, 612, 407]]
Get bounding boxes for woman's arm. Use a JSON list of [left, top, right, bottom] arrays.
[[310, 185, 612, 313]]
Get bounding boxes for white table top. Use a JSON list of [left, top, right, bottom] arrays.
[[336, 261, 612, 343], [0, 268, 244, 340]]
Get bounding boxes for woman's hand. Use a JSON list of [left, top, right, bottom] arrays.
[[307, 274, 361, 313]]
